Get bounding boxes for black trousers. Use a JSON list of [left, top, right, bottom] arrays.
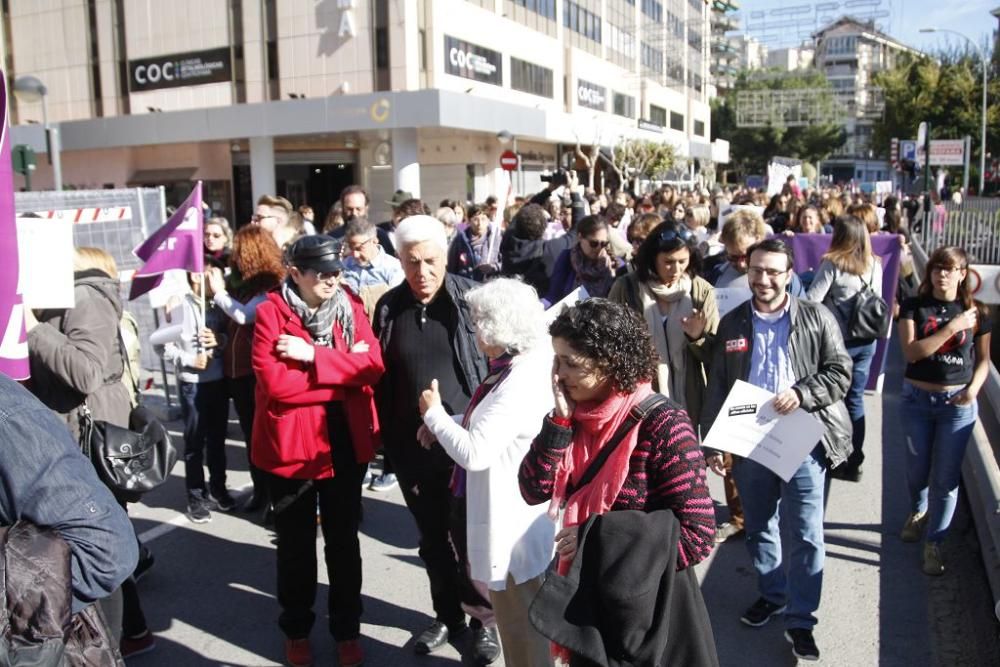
[[389, 448, 469, 629], [267, 417, 365, 640], [227, 374, 265, 497], [178, 379, 229, 493]]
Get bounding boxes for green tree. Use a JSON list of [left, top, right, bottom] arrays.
[[872, 50, 1000, 189], [712, 70, 847, 179], [600, 138, 678, 190]]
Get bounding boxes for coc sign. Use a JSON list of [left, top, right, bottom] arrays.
[[577, 79, 606, 111], [129, 47, 232, 93], [444, 36, 502, 86]]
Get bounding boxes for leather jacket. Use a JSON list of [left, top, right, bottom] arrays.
[[700, 295, 853, 467]]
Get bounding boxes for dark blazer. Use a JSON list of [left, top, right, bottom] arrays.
[[529, 509, 719, 667]]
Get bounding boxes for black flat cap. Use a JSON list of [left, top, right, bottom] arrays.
[[288, 235, 344, 273]]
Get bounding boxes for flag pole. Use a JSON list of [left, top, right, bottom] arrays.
[[196, 181, 206, 355]]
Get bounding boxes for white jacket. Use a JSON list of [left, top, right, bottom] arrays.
[[423, 342, 556, 591]]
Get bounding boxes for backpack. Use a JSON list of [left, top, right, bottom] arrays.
[[0, 521, 123, 666], [842, 263, 890, 343]]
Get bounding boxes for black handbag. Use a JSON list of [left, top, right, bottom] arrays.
[[79, 404, 177, 504], [844, 266, 890, 343]]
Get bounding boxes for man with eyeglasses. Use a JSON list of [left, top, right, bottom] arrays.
[[328, 185, 398, 258], [341, 217, 404, 321], [700, 238, 851, 663], [251, 195, 293, 242]]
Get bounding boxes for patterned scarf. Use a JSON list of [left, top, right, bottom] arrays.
[[281, 278, 355, 349], [569, 244, 615, 298], [449, 353, 516, 498]]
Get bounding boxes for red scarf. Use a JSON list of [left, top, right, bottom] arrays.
[[549, 382, 654, 575]]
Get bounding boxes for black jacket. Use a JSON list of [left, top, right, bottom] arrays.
[[529, 509, 719, 667], [372, 273, 488, 449], [700, 295, 853, 467], [499, 229, 549, 295]]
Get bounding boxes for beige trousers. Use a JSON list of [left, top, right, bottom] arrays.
[[488, 572, 554, 667]]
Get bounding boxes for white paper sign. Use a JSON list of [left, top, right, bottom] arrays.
[[545, 286, 589, 324], [16, 217, 75, 309], [703, 380, 826, 482], [714, 286, 753, 318]]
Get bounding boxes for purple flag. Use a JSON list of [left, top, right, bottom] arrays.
[[0, 72, 29, 380], [787, 233, 903, 391], [129, 181, 204, 300]]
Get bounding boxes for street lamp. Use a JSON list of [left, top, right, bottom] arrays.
[[12, 75, 62, 191], [920, 28, 988, 195], [496, 130, 521, 195]]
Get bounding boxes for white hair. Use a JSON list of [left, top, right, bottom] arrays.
[[435, 207, 458, 228], [465, 278, 546, 354], [394, 214, 449, 253]]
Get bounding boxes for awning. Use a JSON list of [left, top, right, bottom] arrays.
[[127, 167, 197, 185]]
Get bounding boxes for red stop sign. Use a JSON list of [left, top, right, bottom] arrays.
[[500, 150, 518, 171]]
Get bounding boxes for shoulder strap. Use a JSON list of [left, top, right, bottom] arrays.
[[566, 394, 669, 499]]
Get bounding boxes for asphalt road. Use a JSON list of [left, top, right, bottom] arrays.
[[124, 345, 1000, 666]]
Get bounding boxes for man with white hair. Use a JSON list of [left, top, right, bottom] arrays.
[[372, 216, 496, 662]]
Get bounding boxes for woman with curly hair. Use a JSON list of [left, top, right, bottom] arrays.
[[518, 299, 715, 563], [206, 225, 286, 513], [518, 299, 715, 663]]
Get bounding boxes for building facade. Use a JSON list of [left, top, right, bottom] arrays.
[[812, 16, 919, 183], [4, 0, 723, 224]]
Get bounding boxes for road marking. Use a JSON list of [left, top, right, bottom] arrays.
[[137, 513, 189, 543]]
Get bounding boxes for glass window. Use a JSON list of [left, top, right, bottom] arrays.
[[650, 105, 667, 126], [694, 119, 705, 136], [511, 57, 554, 98], [613, 92, 635, 118], [670, 111, 684, 131]]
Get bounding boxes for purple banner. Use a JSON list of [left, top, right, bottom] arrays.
[[129, 181, 204, 300], [787, 233, 903, 391], [0, 73, 29, 379]]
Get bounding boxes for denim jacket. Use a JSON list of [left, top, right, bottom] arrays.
[[0, 373, 137, 612]]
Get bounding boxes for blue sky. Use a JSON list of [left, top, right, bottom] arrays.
[[736, 0, 996, 55]]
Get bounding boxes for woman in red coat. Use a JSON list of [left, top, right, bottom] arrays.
[[252, 235, 384, 667]]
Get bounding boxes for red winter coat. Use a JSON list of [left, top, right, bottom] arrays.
[[251, 289, 384, 480]]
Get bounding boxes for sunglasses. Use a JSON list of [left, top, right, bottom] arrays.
[[307, 268, 342, 281], [251, 214, 275, 223], [726, 253, 748, 263], [658, 228, 693, 245], [584, 239, 610, 250]]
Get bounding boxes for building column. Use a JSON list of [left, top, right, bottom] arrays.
[[249, 136, 276, 202], [392, 128, 420, 198]]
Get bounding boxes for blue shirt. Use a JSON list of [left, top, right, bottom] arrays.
[[749, 299, 796, 394], [342, 248, 404, 294]]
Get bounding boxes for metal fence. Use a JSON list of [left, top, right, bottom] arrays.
[[915, 198, 1000, 265], [15, 188, 167, 371]]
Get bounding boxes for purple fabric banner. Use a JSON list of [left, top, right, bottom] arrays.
[[0, 73, 29, 379], [787, 233, 903, 391], [129, 181, 204, 300]]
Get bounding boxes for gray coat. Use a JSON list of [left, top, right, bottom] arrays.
[[700, 295, 854, 467], [27, 270, 131, 441], [806, 258, 883, 342]]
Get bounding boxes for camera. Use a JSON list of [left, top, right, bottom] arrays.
[[540, 168, 569, 187]]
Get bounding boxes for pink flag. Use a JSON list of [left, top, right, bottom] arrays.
[[0, 71, 29, 379], [129, 181, 204, 300]]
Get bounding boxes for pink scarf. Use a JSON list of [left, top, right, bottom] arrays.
[[549, 382, 654, 575]]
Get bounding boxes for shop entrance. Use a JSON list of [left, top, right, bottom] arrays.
[[232, 155, 357, 231]]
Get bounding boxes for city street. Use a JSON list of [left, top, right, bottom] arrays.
[[124, 346, 1000, 666]]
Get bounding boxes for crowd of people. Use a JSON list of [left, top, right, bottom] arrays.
[[3, 173, 991, 667]]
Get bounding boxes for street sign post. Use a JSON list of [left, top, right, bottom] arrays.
[[499, 150, 518, 171]]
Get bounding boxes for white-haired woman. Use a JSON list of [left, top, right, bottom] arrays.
[[418, 278, 556, 667]]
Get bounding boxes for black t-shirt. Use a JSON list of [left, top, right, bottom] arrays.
[[383, 288, 472, 447], [899, 295, 992, 385]]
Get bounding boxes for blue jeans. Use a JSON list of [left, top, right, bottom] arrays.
[[733, 447, 826, 630], [843, 341, 877, 469], [900, 381, 977, 543], [178, 379, 229, 493]]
